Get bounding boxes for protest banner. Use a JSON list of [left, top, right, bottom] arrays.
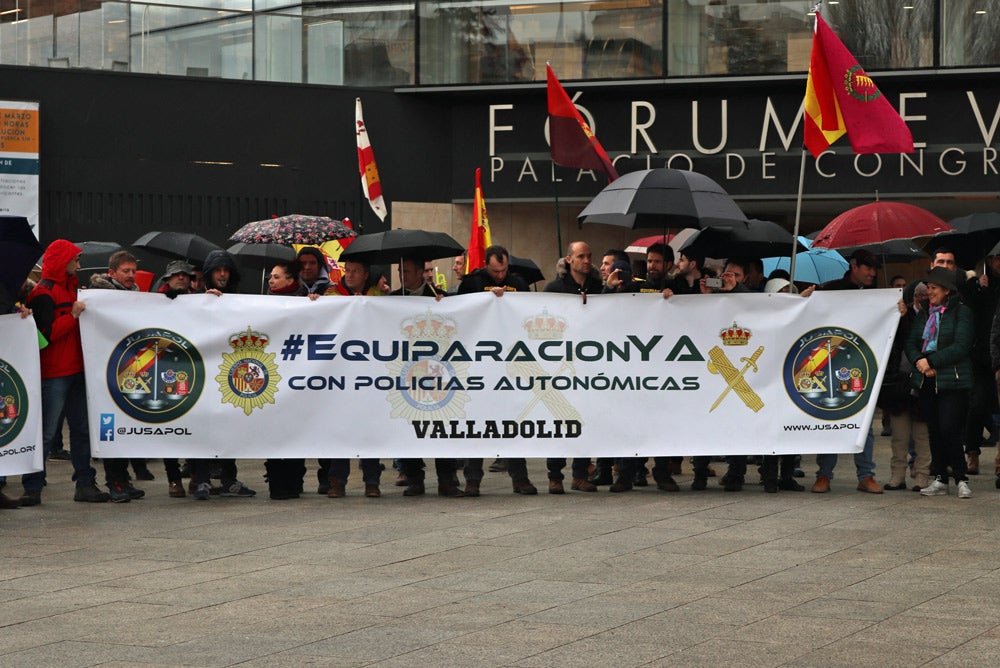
[[0, 314, 43, 475], [80, 290, 899, 458]]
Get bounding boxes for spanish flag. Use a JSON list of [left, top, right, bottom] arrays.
[[546, 64, 619, 181], [466, 168, 492, 272], [803, 14, 913, 158]]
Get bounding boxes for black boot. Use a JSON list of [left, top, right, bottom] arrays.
[[778, 454, 805, 491], [760, 456, 779, 493]]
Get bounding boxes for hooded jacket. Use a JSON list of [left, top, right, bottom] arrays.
[[27, 239, 84, 378], [202, 250, 241, 293]]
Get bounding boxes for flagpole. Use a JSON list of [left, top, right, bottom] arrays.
[[553, 173, 563, 260], [789, 147, 807, 290]]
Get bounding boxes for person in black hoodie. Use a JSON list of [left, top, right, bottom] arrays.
[[191, 250, 256, 500]]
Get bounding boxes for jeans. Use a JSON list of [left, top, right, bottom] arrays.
[[464, 458, 529, 483], [546, 457, 590, 481], [328, 458, 382, 485], [23, 373, 96, 491], [816, 426, 875, 482]]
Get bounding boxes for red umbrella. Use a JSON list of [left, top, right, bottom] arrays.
[[812, 202, 953, 250], [624, 234, 671, 254]]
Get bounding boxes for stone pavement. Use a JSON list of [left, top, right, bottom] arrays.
[[2, 438, 1000, 667]]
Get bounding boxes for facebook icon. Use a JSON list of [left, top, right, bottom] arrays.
[[100, 413, 115, 442]]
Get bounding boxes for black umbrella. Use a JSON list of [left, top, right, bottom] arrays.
[[75, 241, 124, 271], [577, 168, 747, 229], [678, 220, 794, 259], [133, 231, 222, 266], [839, 239, 928, 264], [923, 212, 1000, 267], [227, 242, 297, 269], [339, 229, 464, 265], [0, 216, 43, 307], [508, 255, 545, 285]]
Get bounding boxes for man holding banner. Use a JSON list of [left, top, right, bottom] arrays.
[[812, 249, 883, 495], [21, 240, 110, 505]]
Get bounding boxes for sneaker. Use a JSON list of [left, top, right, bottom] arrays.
[[571, 477, 597, 492], [220, 481, 256, 497], [958, 480, 973, 499], [107, 481, 132, 503], [194, 482, 211, 500], [74, 483, 111, 503], [920, 477, 949, 496], [125, 482, 145, 499]]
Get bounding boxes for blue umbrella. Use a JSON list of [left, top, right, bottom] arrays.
[[762, 237, 848, 285]]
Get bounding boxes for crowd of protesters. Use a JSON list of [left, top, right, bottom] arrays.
[[1, 236, 994, 508]]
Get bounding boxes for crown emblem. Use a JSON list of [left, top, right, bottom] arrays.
[[229, 327, 270, 351], [523, 308, 567, 340], [720, 321, 751, 346], [401, 309, 456, 343]]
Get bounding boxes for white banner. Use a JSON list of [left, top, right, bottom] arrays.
[[0, 100, 40, 235], [0, 314, 43, 475], [79, 289, 900, 459]]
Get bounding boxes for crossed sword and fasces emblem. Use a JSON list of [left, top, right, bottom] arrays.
[[707, 345, 765, 413]]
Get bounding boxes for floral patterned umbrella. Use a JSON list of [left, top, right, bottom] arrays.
[[229, 214, 356, 246]]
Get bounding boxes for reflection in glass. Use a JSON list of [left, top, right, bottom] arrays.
[[420, 0, 663, 85], [941, 0, 1000, 66]]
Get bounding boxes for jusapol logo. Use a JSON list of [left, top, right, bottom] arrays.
[[100, 413, 115, 441]]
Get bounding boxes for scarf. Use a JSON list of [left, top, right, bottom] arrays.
[[922, 304, 946, 353], [268, 281, 304, 296]]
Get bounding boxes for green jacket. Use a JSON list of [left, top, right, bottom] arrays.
[[905, 296, 974, 392]]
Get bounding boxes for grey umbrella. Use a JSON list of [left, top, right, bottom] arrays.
[[578, 168, 747, 229]]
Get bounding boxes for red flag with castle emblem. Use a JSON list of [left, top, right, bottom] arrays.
[[356, 98, 387, 222], [546, 64, 619, 181], [803, 14, 913, 158]]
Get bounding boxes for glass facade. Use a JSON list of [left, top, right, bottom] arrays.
[[0, 0, 990, 85]]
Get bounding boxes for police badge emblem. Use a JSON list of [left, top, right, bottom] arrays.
[[216, 327, 281, 415]]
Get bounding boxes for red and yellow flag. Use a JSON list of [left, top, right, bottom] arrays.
[[803, 14, 913, 158], [546, 64, 619, 181], [356, 98, 387, 222], [466, 168, 492, 272]]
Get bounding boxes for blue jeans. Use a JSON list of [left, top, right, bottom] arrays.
[[816, 427, 875, 482], [328, 459, 382, 485], [23, 373, 96, 491], [546, 457, 591, 481]]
